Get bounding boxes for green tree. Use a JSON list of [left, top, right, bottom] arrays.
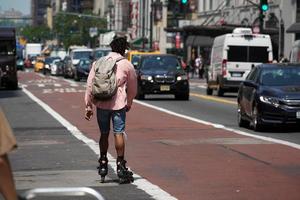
[[53, 11, 107, 49], [20, 25, 52, 43]]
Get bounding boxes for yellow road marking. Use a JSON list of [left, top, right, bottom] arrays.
[[190, 93, 237, 105]]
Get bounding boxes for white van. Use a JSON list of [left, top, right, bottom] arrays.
[[207, 28, 273, 96]]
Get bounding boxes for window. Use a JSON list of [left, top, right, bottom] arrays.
[[0, 40, 15, 56], [246, 67, 259, 82], [227, 46, 269, 63], [73, 51, 92, 59], [141, 56, 181, 71], [227, 46, 247, 62], [249, 47, 268, 63], [297, 0, 300, 22], [261, 67, 300, 86]]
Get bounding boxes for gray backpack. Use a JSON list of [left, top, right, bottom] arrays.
[[92, 57, 124, 101]]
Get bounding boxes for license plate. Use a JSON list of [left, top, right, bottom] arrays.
[[297, 111, 300, 119], [231, 72, 242, 77], [160, 85, 170, 91]]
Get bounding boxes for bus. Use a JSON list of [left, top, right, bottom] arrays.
[[0, 27, 18, 89]]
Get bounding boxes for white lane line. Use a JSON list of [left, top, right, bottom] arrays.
[[63, 79, 80, 87], [21, 87, 177, 200], [54, 83, 61, 87], [37, 84, 45, 87], [134, 100, 300, 150]]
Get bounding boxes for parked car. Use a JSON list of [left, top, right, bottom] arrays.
[[93, 47, 111, 60], [34, 57, 44, 72], [43, 56, 61, 75], [135, 54, 189, 100], [68, 48, 93, 78], [73, 58, 92, 81], [62, 56, 72, 78], [24, 58, 33, 68], [50, 59, 64, 76], [16, 58, 24, 70], [237, 63, 300, 131]]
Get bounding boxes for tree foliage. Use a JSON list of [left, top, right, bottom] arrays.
[[20, 25, 52, 43], [53, 11, 107, 49]]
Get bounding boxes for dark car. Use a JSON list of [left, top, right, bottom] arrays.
[[135, 54, 189, 100], [73, 58, 92, 81], [93, 47, 111, 60], [62, 56, 72, 78], [237, 63, 300, 131], [16, 58, 24, 70], [43, 56, 61, 75]]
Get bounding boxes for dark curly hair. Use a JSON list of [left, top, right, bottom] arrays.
[[110, 36, 129, 56]]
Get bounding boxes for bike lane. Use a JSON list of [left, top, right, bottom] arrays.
[[19, 71, 300, 200]]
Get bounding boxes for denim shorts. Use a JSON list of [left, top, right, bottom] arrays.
[[96, 108, 126, 135]]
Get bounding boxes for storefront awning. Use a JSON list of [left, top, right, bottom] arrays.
[[131, 37, 148, 45], [286, 23, 300, 33], [186, 35, 214, 46]]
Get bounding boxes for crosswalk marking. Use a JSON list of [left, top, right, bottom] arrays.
[[37, 84, 45, 87]]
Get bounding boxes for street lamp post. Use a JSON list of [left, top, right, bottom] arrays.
[[150, 0, 154, 49]]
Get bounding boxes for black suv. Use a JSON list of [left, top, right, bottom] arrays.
[[135, 54, 189, 100]]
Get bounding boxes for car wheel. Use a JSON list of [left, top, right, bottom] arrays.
[[63, 72, 68, 78], [136, 86, 145, 100], [175, 93, 189, 100], [252, 105, 264, 131], [217, 86, 224, 96], [206, 86, 213, 95], [237, 102, 249, 128], [74, 70, 80, 81]]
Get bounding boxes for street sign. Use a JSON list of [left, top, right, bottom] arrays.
[[89, 27, 98, 38]]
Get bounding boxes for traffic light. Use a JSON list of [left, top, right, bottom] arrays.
[[260, 0, 269, 12], [181, 0, 188, 5]]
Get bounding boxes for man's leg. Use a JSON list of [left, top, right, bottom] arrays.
[[99, 134, 109, 156], [96, 109, 111, 182], [114, 134, 125, 158], [97, 108, 111, 156], [0, 155, 18, 200]]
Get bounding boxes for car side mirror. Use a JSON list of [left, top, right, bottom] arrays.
[[243, 80, 258, 89]]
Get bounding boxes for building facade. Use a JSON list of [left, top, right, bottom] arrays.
[[193, 0, 295, 60]]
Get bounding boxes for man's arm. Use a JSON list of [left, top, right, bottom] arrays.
[[126, 63, 137, 110]]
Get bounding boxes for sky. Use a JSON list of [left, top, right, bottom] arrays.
[[0, 0, 31, 15]]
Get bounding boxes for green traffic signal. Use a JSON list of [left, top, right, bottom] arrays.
[[260, 0, 269, 11], [181, 0, 188, 4], [261, 4, 269, 11]]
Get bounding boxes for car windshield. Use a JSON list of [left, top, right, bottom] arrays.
[[94, 50, 110, 59], [79, 59, 91, 68], [73, 51, 92, 59], [140, 56, 182, 71], [0, 40, 15, 56], [132, 55, 142, 66], [45, 57, 60, 64], [261, 67, 300, 86]]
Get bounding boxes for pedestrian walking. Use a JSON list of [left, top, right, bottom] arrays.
[[84, 37, 137, 184], [189, 59, 196, 78], [195, 54, 204, 79], [0, 107, 18, 200], [279, 53, 289, 63]]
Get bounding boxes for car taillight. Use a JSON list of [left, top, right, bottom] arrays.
[[222, 59, 227, 76]]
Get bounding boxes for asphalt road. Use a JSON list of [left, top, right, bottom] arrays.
[[143, 78, 300, 145]]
